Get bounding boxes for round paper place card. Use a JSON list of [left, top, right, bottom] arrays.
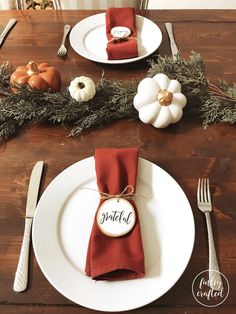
[[96, 198, 136, 237], [111, 26, 131, 39]]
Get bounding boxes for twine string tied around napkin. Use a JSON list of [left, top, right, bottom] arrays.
[[107, 36, 137, 44], [100, 185, 135, 202], [79, 185, 145, 202]]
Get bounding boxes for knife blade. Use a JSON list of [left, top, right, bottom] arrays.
[[0, 18, 17, 48], [13, 161, 44, 292], [165, 22, 179, 60]]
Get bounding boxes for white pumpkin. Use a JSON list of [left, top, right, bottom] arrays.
[[133, 73, 187, 128], [69, 76, 96, 102]]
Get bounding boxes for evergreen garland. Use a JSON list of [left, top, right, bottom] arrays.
[[0, 52, 235, 141], [148, 52, 236, 127]]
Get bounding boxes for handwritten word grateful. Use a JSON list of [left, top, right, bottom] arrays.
[[99, 210, 133, 225], [96, 198, 136, 237]]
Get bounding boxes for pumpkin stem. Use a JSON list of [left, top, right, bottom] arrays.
[[157, 89, 173, 106], [78, 82, 85, 89], [27, 61, 40, 75]]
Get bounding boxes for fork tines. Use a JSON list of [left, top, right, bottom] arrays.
[[197, 178, 212, 206]]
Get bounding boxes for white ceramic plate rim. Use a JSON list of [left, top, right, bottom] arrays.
[[69, 13, 162, 64], [32, 157, 195, 312]]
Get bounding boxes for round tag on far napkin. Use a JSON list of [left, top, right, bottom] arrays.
[[96, 198, 136, 237], [111, 26, 131, 39]]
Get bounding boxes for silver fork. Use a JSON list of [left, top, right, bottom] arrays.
[[197, 178, 223, 291], [165, 22, 179, 60], [57, 24, 71, 57]]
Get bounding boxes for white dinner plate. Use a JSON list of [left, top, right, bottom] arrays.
[[32, 157, 195, 312], [69, 13, 162, 64]]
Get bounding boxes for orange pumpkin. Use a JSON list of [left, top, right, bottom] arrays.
[[10, 61, 61, 92]]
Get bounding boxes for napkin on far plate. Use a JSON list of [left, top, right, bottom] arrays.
[[85, 148, 145, 280], [105, 7, 138, 60]]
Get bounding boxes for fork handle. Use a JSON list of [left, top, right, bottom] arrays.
[[165, 22, 179, 60], [205, 212, 223, 291], [61, 24, 71, 46]]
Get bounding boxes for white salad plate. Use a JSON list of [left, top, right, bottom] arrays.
[[32, 157, 195, 312], [69, 13, 162, 64]]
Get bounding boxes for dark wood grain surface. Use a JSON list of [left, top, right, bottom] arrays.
[[0, 9, 235, 314]]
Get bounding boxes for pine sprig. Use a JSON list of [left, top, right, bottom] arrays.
[[0, 52, 235, 141], [0, 75, 138, 140], [148, 52, 236, 123], [0, 62, 12, 96]]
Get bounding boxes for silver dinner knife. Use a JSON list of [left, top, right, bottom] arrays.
[[165, 22, 179, 60], [0, 18, 17, 48], [13, 161, 44, 292]]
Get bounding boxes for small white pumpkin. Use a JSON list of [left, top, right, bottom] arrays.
[[133, 73, 187, 128], [69, 76, 96, 102]]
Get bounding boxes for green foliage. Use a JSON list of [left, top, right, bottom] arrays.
[[148, 52, 236, 126], [0, 52, 235, 140], [0, 62, 12, 95], [0, 70, 138, 140]]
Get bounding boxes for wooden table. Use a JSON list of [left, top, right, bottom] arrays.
[[0, 9, 235, 314]]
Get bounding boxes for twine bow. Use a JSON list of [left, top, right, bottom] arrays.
[[100, 185, 135, 201], [79, 185, 145, 202], [107, 36, 136, 44]]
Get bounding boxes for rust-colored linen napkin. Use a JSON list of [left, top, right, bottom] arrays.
[[106, 7, 138, 60], [85, 148, 145, 280]]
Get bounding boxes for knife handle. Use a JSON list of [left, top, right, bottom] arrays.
[[0, 18, 17, 40], [13, 217, 32, 292]]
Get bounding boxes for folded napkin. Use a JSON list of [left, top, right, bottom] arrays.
[[106, 7, 138, 60], [85, 148, 145, 280]]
